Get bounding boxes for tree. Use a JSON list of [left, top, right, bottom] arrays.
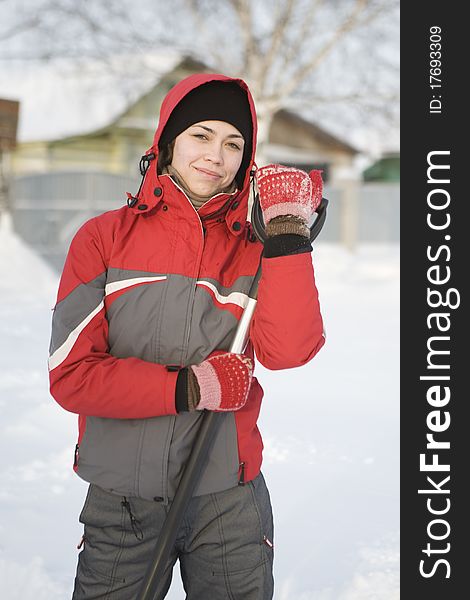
[[0, 0, 399, 151]]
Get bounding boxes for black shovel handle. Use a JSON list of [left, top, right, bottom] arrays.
[[136, 268, 262, 600], [136, 410, 224, 600]]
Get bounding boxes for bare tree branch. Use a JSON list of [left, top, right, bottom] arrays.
[[272, 0, 323, 88], [0, 0, 399, 147], [288, 91, 400, 106], [281, 0, 371, 99], [257, 0, 296, 91], [0, 17, 40, 41], [228, 0, 258, 76], [354, 0, 399, 30], [182, 0, 230, 69]]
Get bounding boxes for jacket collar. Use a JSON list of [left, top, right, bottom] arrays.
[[128, 168, 251, 237]]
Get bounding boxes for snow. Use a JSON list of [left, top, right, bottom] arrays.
[[0, 214, 399, 599]]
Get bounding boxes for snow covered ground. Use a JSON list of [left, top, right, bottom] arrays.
[[0, 214, 399, 599]]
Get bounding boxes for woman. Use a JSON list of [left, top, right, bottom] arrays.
[[49, 73, 325, 599]]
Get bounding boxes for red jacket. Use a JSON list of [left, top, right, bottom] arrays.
[[49, 73, 325, 500]]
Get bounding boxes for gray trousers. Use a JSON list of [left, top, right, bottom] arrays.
[[72, 473, 274, 599]]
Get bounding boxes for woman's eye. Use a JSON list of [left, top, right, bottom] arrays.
[[193, 134, 208, 140], [228, 142, 241, 151]]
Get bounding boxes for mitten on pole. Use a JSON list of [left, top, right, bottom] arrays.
[[175, 353, 253, 412], [257, 164, 323, 238]]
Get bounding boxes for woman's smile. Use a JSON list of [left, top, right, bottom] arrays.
[[194, 166, 223, 179]]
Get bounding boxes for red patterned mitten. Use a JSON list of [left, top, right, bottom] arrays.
[[257, 165, 323, 234], [190, 352, 253, 412]]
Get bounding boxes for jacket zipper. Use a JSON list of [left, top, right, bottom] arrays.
[[164, 174, 236, 224], [181, 197, 206, 360], [121, 497, 144, 540], [200, 197, 234, 223], [263, 535, 274, 549], [73, 443, 79, 467], [238, 461, 246, 485]]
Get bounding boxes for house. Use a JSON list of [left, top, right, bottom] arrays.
[[8, 55, 359, 184], [363, 151, 400, 182], [3, 53, 398, 265], [267, 109, 360, 182]]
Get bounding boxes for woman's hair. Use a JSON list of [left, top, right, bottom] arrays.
[[157, 140, 175, 174]]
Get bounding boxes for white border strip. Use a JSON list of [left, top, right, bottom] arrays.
[[49, 276, 167, 371], [48, 300, 104, 371], [196, 280, 249, 309], [105, 276, 167, 296]]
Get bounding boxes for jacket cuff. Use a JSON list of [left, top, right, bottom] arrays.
[[265, 215, 310, 238], [175, 368, 189, 412], [263, 234, 312, 258]]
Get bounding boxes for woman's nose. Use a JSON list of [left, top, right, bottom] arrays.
[[204, 143, 223, 164]]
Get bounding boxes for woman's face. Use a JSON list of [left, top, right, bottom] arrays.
[[171, 120, 245, 196]]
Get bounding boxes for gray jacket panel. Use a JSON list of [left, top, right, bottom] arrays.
[[76, 269, 252, 500]]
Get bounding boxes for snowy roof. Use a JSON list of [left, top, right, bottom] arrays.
[[0, 52, 398, 156], [0, 52, 184, 143]]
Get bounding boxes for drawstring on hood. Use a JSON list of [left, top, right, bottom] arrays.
[[127, 150, 157, 208], [140, 152, 156, 177]]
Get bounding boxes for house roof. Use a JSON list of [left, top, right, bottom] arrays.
[[0, 51, 184, 143], [0, 52, 360, 154], [274, 109, 360, 155]]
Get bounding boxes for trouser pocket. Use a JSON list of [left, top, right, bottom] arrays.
[[73, 485, 128, 598], [72, 484, 175, 600]]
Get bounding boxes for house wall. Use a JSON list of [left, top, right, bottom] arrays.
[[269, 115, 359, 183], [11, 129, 151, 177]]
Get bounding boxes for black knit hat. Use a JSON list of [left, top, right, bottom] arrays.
[[159, 80, 253, 187]]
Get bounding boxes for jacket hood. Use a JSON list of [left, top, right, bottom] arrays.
[[128, 73, 258, 229]]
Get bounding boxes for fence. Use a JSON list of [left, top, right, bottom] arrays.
[[10, 171, 399, 271]]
